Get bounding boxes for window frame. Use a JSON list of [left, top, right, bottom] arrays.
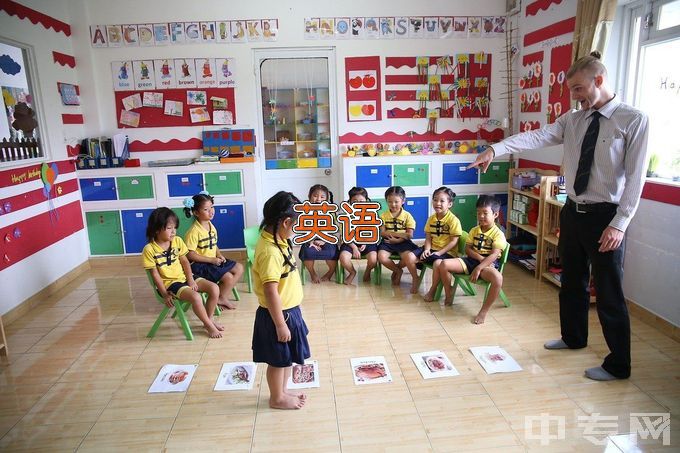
[[0, 36, 51, 168]]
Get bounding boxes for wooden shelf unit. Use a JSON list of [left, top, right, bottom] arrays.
[[506, 168, 558, 278], [540, 175, 565, 288]]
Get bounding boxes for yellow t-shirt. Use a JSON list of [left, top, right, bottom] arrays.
[[142, 236, 189, 288], [184, 220, 218, 259], [425, 210, 462, 251], [380, 208, 416, 234], [253, 231, 303, 310], [466, 224, 507, 257]]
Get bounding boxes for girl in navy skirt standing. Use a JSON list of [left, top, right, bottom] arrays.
[[338, 186, 378, 285], [298, 184, 339, 283], [378, 186, 418, 287], [252, 191, 311, 410]]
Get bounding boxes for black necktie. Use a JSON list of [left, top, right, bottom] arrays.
[[573, 111, 602, 195]]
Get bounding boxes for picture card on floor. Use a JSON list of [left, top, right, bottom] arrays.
[[287, 360, 320, 389], [410, 351, 460, 379], [469, 346, 522, 374], [351, 356, 392, 385], [148, 364, 197, 393], [214, 362, 257, 391]]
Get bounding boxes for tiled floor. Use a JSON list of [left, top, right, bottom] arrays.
[[0, 261, 677, 452]]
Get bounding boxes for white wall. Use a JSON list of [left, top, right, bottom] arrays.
[[0, 0, 88, 316]]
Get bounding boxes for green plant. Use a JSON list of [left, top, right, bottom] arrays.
[[647, 154, 660, 177]]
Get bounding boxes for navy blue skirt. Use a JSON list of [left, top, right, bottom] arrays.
[[190, 260, 236, 282], [378, 240, 418, 254], [299, 242, 339, 261], [459, 256, 500, 274], [412, 247, 456, 265], [252, 306, 310, 367], [339, 243, 378, 255]]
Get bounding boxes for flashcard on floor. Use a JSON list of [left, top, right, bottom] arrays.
[[287, 360, 320, 389], [148, 364, 198, 393], [351, 356, 392, 385], [214, 362, 257, 391], [410, 350, 460, 379], [469, 346, 522, 374]]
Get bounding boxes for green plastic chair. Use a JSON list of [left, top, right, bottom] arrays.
[[299, 245, 344, 285], [416, 230, 476, 300], [146, 269, 219, 341], [449, 243, 511, 307], [243, 226, 260, 293]]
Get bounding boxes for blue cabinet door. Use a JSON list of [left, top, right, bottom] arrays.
[[212, 204, 245, 249], [121, 208, 154, 253], [167, 173, 203, 197], [404, 196, 429, 240], [356, 165, 391, 188], [442, 163, 478, 185], [80, 177, 117, 201]]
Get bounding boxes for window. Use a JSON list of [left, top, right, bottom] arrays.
[[620, 0, 680, 180], [0, 39, 45, 165]]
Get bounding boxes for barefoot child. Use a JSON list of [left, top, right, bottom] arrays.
[[413, 187, 462, 301], [438, 195, 507, 324], [252, 191, 311, 409], [338, 187, 378, 285], [298, 184, 339, 283], [143, 207, 223, 338], [377, 186, 418, 290], [184, 192, 244, 310]]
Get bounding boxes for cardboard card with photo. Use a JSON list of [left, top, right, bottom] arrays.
[[410, 351, 460, 379], [138, 24, 155, 46], [148, 364, 198, 393], [287, 360, 320, 389], [469, 346, 523, 374], [351, 356, 392, 385], [214, 362, 257, 391]]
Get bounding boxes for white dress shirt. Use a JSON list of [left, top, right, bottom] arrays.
[[492, 95, 649, 231]]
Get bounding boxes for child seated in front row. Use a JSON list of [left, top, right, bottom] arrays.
[[184, 192, 244, 310], [405, 187, 462, 301], [143, 207, 223, 338], [298, 184, 339, 283], [438, 195, 507, 324], [338, 186, 378, 285], [378, 186, 419, 290], [252, 191, 311, 410]]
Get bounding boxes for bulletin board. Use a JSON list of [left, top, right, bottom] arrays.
[[114, 87, 236, 128]]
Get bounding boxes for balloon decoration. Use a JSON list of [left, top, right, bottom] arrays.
[[40, 162, 60, 222]]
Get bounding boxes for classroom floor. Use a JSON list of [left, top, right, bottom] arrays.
[[0, 259, 677, 452]]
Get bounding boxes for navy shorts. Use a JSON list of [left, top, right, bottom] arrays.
[[252, 305, 311, 367], [299, 242, 339, 261], [339, 243, 378, 256], [412, 247, 456, 265], [459, 256, 500, 274], [378, 240, 418, 255], [190, 260, 237, 283], [166, 277, 205, 297]]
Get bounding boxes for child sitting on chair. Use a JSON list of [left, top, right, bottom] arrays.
[[438, 195, 507, 324], [338, 186, 378, 285], [184, 192, 244, 310], [298, 184, 339, 283], [143, 207, 222, 338]]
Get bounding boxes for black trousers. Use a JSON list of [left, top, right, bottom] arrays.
[[558, 203, 630, 378]]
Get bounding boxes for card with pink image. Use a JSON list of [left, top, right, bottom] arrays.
[[469, 346, 522, 374], [410, 350, 459, 379]]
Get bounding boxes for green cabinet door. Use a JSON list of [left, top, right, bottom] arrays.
[[204, 171, 242, 195], [86, 211, 124, 255], [392, 163, 429, 187], [480, 162, 512, 184], [116, 176, 154, 199], [172, 207, 193, 240], [452, 195, 478, 232]]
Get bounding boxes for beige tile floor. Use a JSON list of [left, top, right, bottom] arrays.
[[0, 261, 677, 452]]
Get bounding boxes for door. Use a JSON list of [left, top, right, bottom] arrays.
[[254, 48, 340, 211]]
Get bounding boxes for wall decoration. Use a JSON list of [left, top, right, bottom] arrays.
[[215, 59, 235, 87], [90, 25, 107, 47], [304, 18, 320, 39], [169, 22, 185, 43], [520, 121, 541, 132], [52, 51, 75, 68], [111, 61, 134, 91], [520, 51, 544, 89], [408, 17, 424, 38], [523, 16, 575, 47], [200, 22, 217, 42], [245, 20, 262, 41], [121, 93, 142, 111], [335, 17, 350, 39], [106, 25, 123, 47], [439, 17, 453, 38], [345, 56, 381, 122], [380, 17, 395, 38], [196, 59, 217, 88], [163, 100, 183, 117], [202, 129, 255, 157], [189, 107, 210, 123], [395, 17, 409, 38], [174, 59, 197, 88], [119, 110, 140, 127], [262, 19, 278, 41], [57, 83, 80, 106], [133, 60, 155, 90], [548, 44, 572, 123], [122, 24, 138, 46], [231, 20, 247, 42], [138, 24, 154, 46], [453, 17, 467, 38], [187, 90, 207, 105], [350, 17, 364, 38], [142, 92, 163, 108], [526, 0, 564, 17], [154, 59, 176, 89], [153, 23, 171, 45], [364, 17, 379, 39], [61, 114, 83, 125], [0, 0, 71, 37]]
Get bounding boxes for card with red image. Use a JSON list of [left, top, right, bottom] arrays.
[[345, 56, 381, 121]]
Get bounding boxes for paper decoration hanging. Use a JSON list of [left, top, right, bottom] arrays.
[[345, 56, 382, 122]]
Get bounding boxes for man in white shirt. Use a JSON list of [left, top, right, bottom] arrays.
[[469, 52, 649, 381]]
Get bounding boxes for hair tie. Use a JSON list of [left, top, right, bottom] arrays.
[[183, 198, 194, 209], [199, 190, 210, 196]]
